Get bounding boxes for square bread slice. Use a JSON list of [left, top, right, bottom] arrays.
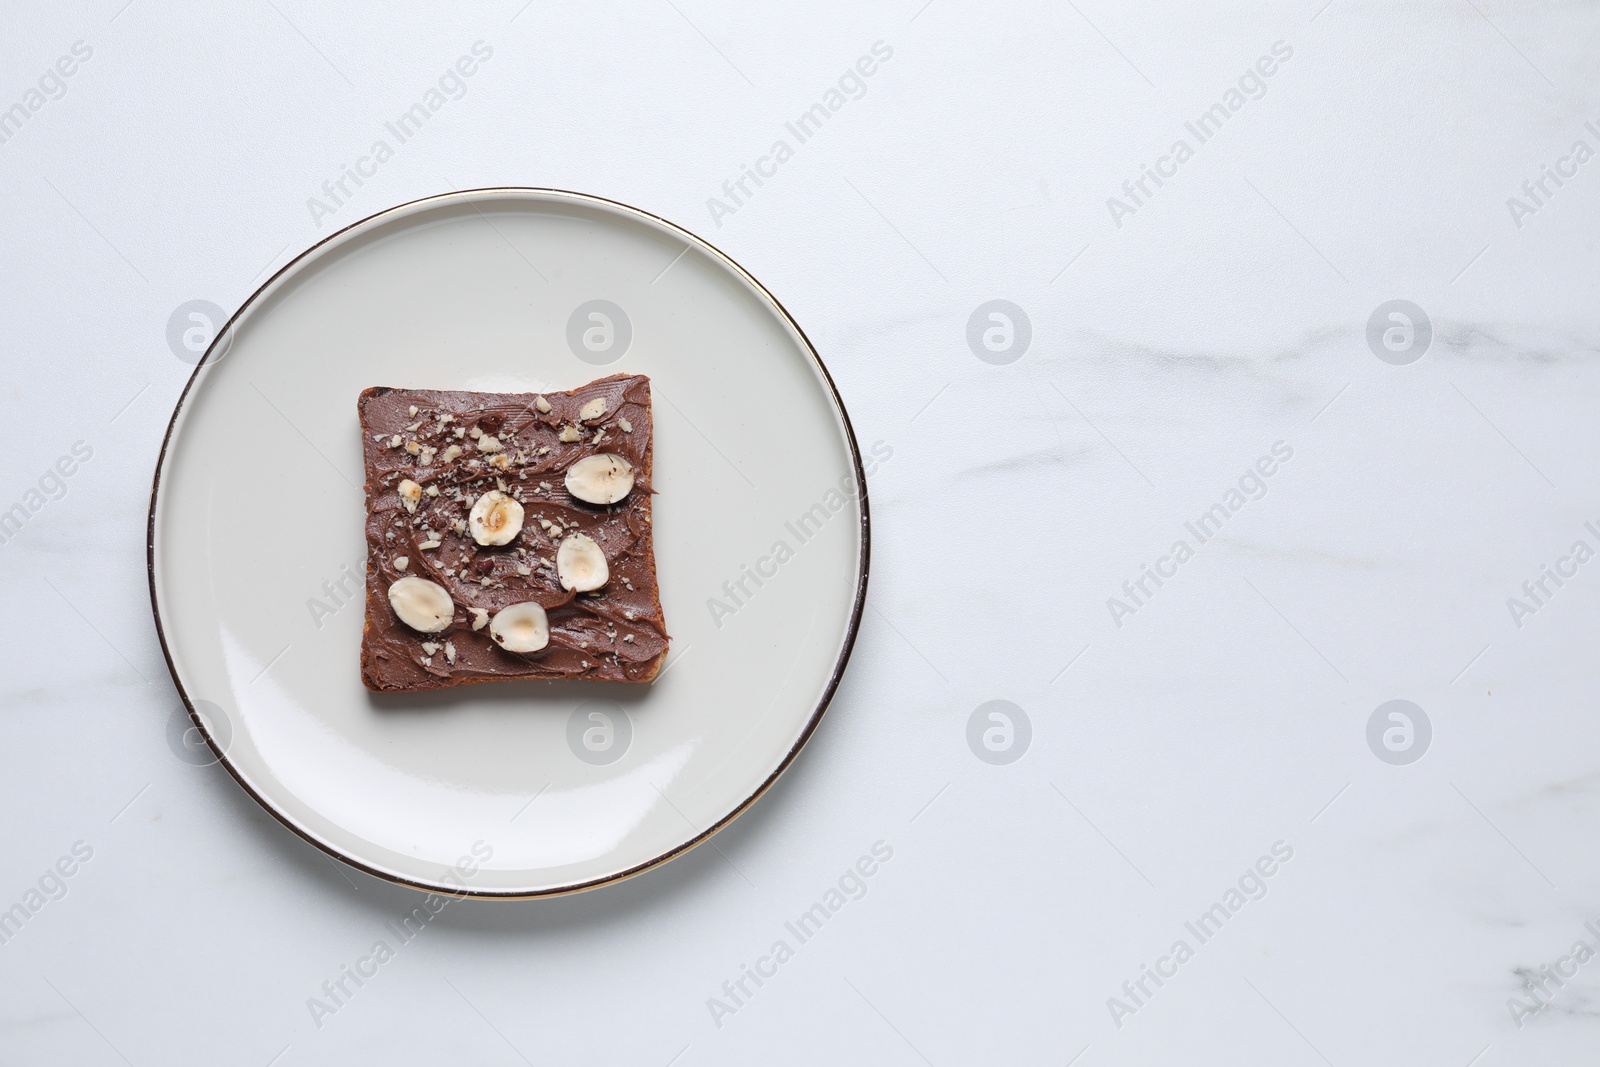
[[358, 374, 668, 692]]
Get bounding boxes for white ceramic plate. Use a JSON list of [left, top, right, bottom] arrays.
[[149, 189, 868, 897]]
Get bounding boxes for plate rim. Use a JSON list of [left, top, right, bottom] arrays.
[[145, 186, 871, 899]]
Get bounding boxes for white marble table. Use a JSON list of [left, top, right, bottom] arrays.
[[3, 1, 1598, 1063]]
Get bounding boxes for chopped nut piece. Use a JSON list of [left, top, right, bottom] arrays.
[[393, 556, 409, 571], [534, 395, 552, 414], [580, 397, 607, 422], [471, 608, 489, 631], [441, 444, 463, 463], [477, 434, 504, 453], [408, 405, 418, 417], [398, 479, 422, 513], [388, 577, 453, 633], [618, 417, 632, 433], [389, 435, 403, 448], [469, 490, 524, 546], [557, 533, 609, 592], [565, 454, 634, 505], [558, 424, 581, 443], [419, 539, 442, 550], [444, 641, 457, 665], [490, 602, 550, 653], [421, 641, 440, 655], [406, 440, 421, 455], [425, 485, 440, 497], [490, 453, 513, 471]]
